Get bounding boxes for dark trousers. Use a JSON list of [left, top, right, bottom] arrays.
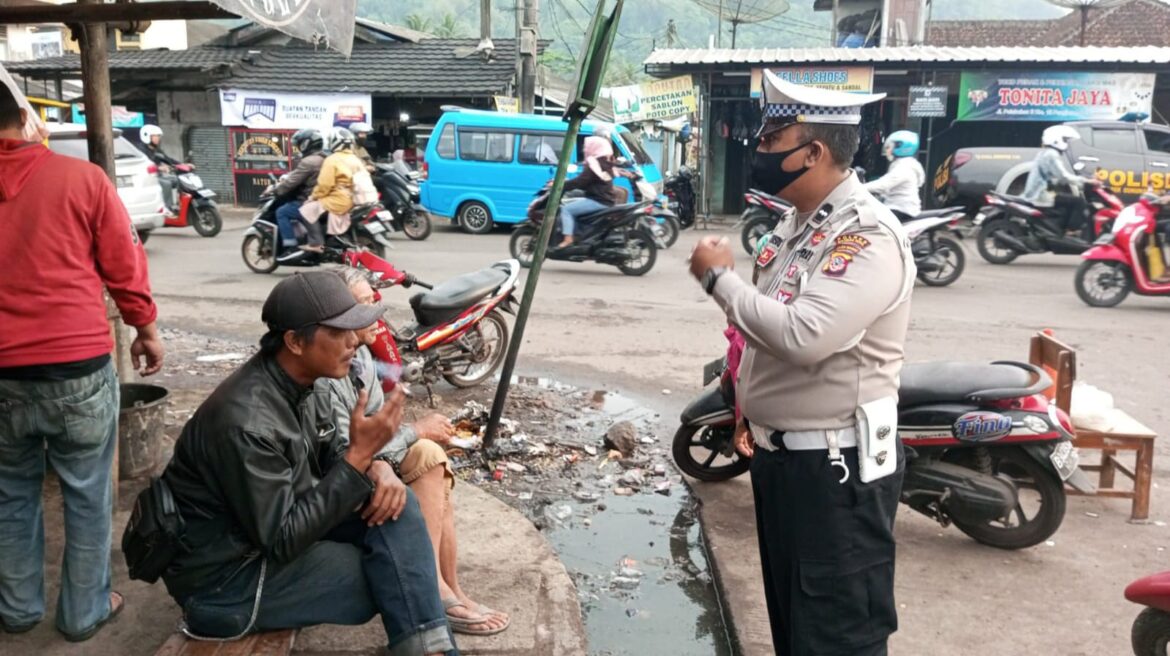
[[1052, 193, 1088, 235], [179, 495, 456, 656], [749, 439, 904, 656]]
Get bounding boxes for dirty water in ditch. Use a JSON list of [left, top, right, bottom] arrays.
[[460, 377, 735, 656]]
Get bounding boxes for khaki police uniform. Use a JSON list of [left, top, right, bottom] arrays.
[[706, 70, 915, 656]]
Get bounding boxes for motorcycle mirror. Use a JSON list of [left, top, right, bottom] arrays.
[[1073, 162, 1086, 172]]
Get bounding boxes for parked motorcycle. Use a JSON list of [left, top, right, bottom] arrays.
[[664, 165, 697, 229], [975, 178, 1123, 264], [621, 161, 680, 248], [153, 163, 222, 237], [241, 175, 397, 273], [372, 163, 433, 241], [738, 188, 794, 255], [1075, 192, 1170, 307], [343, 250, 518, 392], [673, 355, 1093, 550], [509, 184, 663, 276], [1126, 571, 1170, 655], [902, 207, 968, 287]]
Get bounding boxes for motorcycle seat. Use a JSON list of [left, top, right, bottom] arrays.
[[578, 202, 646, 221], [913, 206, 965, 219], [409, 267, 508, 326], [988, 191, 1036, 206], [351, 203, 379, 217], [899, 362, 1049, 406]]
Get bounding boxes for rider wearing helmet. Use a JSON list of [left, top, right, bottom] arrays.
[[270, 128, 327, 252], [306, 127, 374, 251], [555, 135, 622, 248], [349, 121, 374, 166], [863, 130, 924, 222], [140, 124, 182, 214], [1023, 125, 1087, 234]]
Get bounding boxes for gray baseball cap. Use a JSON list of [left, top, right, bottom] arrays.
[[261, 271, 382, 331]]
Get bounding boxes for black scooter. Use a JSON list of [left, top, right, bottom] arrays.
[[508, 185, 664, 276], [372, 164, 432, 241], [738, 188, 794, 254], [664, 165, 697, 229]]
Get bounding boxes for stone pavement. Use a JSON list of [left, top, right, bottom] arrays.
[[1, 478, 585, 656]]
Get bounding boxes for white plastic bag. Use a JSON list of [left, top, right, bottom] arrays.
[[1070, 381, 1114, 430]]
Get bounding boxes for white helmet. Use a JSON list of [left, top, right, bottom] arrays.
[[349, 121, 372, 135], [327, 126, 355, 151], [140, 124, 163, 145], [1042, 125, 1080, 152]]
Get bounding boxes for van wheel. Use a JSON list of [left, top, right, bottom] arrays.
[[458, 202, 494, 234]]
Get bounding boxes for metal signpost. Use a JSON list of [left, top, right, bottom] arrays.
[[483, 0, 624, 448]]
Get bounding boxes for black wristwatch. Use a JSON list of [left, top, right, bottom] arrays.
[[703, 267, 729, 295]]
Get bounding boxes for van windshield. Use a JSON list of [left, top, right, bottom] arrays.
[[617, 131, 653, 166]]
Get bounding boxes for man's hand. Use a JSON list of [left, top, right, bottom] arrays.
[[131, 322, 164, 376], [345, 387, 406, 472], [733, 420, 754, 459], [689, 236, 735, 281], [414, 413, 455, 444], [362, 459, 408, 526]]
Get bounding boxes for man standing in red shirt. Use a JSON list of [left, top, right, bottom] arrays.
[[0, 78, 163, 641]]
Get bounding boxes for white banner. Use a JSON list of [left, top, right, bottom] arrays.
[[219, 88, 372, 130]]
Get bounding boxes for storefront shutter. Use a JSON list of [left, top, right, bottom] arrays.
[[187, 127, 233, 202]]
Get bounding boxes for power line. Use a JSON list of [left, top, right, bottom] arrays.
[[545, 0, 577, 58]]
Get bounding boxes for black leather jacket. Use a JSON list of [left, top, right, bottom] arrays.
[[272, 151, 326, 202], [160, 354, 372, 602]]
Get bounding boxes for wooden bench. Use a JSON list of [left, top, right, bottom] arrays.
[[153, 629, 298, 656], [1030, 330, 1158, 522]]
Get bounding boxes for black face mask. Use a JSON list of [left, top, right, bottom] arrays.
[[355, 135, 368, 146], [751, 141, 813, 195]]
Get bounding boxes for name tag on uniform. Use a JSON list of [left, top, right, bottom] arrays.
[[755, 234, 783, 268]]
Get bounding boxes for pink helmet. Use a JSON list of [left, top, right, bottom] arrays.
[[583, 135, 614, 160]]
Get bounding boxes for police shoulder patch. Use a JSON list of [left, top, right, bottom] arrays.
[[821, 233, 871, 277]]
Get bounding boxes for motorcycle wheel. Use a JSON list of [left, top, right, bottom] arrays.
[[191, 204, 223, 238], [976, 217, 1022, 264], [1132, 607, 1170, 656], [241, 234, 278, 274], [442, 310, 509, 388], [659, 215, 680, 248], [917, 236, 965, 287], [403, 210, 433, 241], [741, 215, 775, 255], [948, 446, 1066, 550], [671, 423, 750, 482], [618, 229, 657, 276], [509, 227, 537, 268], [1075, 259, 1132, 308]]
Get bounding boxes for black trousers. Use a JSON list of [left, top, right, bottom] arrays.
[[749, 439, 904, 656]]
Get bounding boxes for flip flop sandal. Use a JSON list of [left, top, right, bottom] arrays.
[[61, 591, 124, 643], [474, 603, 509, 620], [443, 599, 507, 636]]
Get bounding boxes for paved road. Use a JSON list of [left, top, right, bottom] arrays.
[[145, 214, 1170, 655]]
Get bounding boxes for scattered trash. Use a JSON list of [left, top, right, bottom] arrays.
[[614, 486, 635, 496], [505, 462, 527, 473], [626, 608, 639, 618], [554, 505, 573, 521], [1085, 512, 1100, 518], [661, 389, 672, 395], [610, 576, 641, 590], [639, 436, 656, 445], [528, 443, 550, 456], [618, 566, 644, 579], [195, 353, 246, 363], [518, 492, 533, 501], [450, 435, 481, 450], [618, 469, 645, 488], [652, 464, 667, 477], [584, 445, 598, 457], [491, 464, 506, 482], [636, 508, 654, 516], [654, 481, 672, 496], [583, 518, 592, 527], [574, 491, 601, 503], [1044, 540, 1056, 547], [604, 421, 639, 458]]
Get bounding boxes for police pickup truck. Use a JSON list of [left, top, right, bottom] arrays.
[[934, 120, 1170, 212]]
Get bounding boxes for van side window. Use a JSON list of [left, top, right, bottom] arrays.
[[435, 124, 456, 159], [519, 134, 562, 164], [1091, 128, 1137, 153], [459, 130, 515, 162]]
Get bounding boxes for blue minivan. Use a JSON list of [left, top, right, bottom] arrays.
[[420, 109, 662, 234]]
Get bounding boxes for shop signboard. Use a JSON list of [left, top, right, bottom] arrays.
[[957, 71, 1155, 122], [219, 88, 372, 130], [208, 0, 357, 56], [750, 66, 874, 97], [611, 75, 696, 123], [72, 104, 145, 128], [908, 85, 948, 118], [494, 96, 520, 113], [230, 128, 294, 205]]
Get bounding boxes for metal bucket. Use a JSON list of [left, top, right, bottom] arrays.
[[118, 383, 169, 480]]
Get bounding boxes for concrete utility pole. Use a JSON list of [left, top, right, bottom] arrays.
[[519, 0, 538, 113]]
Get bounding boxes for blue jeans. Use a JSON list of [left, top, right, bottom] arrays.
[[275, 201, 303, 247], [179, 495, 456, 656], [557, 198, 608, 237], [0, 362, 118, 635]]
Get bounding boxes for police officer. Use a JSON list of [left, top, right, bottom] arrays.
[[689, 71, 915, 655]]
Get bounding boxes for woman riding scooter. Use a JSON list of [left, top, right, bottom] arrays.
[[864, 130, 924, 222], [1023, 125, 1088, 237], [556, 135, 622, 249], [139, 124, 183, 216]]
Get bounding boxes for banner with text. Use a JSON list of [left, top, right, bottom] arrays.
[[219, 88, 372, 130], [957, 71, 1155, 122], [611, 75, 696, 123], [750, 66, 874, 97]]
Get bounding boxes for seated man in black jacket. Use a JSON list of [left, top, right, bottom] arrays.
[[159, 272, 456, 656]]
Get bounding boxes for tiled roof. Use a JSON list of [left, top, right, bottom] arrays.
[[928, 0, 1170, 47], [2, 47, 252, 74], [220, 40, 521, 96]]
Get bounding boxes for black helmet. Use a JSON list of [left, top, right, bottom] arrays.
[[292, 129, 324, 155]]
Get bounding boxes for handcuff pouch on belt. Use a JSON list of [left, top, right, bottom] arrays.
[[854, 396, 898, 483]]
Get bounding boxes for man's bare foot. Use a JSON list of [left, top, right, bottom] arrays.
[[459, 592, 509, 625]]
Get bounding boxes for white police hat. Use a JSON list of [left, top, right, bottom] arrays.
[[757, 69, 886, 137]]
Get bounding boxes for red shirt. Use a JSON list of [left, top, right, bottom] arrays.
[[0, 139, 157, 368]]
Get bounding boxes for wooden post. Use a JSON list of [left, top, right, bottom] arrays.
[[519, 0, 538, 113]]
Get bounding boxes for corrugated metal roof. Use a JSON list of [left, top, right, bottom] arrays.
[[644, 46, 1170, 69], [3, 48, 253, 75]]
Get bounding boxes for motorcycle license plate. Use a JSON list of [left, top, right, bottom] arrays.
[[197, 189, 216, 198], [115, 175, 134, 188], [365, 222, 386, 234], [1049, 441, 1080, 481], [376, 210, 393, 221]]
